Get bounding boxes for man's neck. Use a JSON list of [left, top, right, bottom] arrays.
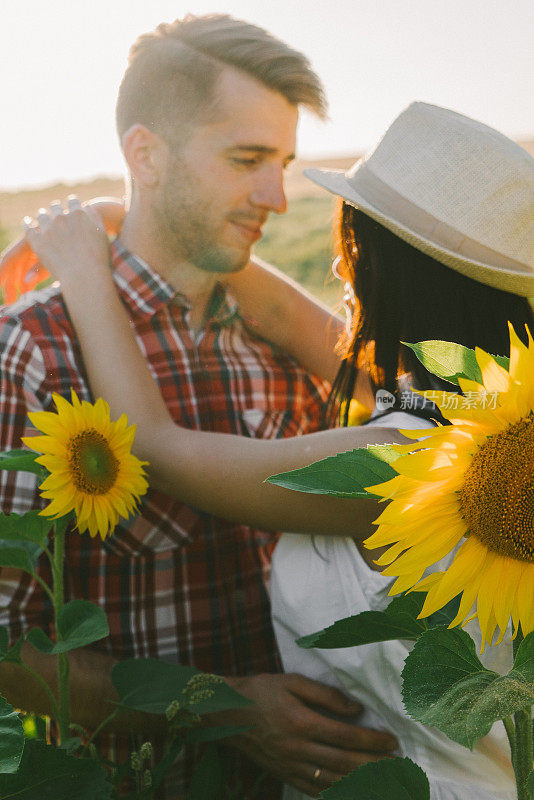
[[119, 207, 218, 334]]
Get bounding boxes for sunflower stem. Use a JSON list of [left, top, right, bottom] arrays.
[[32, 573, 56, 606], [80, 708, 119, 756], [20, 662, 60, 720], [513, 706, 533, 800], [511, 628, 533, 800], [52, 515, 71, 745], [503, 715, 516, 764]]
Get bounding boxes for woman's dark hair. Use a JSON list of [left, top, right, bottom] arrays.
[[327, 200, 534, 425]]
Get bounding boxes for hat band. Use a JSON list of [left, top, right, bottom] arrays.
[[350, 164, 530, 274]]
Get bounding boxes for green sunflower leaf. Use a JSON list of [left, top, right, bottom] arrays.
[[183, 724, 251, 744], [402, 340, 509, 386], [0, 696, 24, 774], [266, 444, 400, 498], [527, 769, 534, 799], [0, 629, 23, 664], [0, 449, 43, 476], [297, 592, 462, 650], [402, 628, 534, 750], [297, 592, 427, 649], [0, 511, 53, 549], [0, 545, 37, 574], [112, 659, 254, 716], [0, 739, 112, 798], [185, 743, 224, 800], [26, 600, 109, 654], [319, 757, 430, 799]]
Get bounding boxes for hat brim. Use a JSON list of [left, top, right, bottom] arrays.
[[304, 167, 534, 297]]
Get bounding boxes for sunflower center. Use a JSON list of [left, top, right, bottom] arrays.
[[67, 428, 119, 495], [458, 414, 534, 563]]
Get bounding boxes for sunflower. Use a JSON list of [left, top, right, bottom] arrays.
[[365, 324, 534, 648], [22, 391, 148, 540]]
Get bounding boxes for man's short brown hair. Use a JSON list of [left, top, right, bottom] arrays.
[[116, 13, 327, 146]]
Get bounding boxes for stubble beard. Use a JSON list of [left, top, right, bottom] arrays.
[[154, 155, 251, 275]]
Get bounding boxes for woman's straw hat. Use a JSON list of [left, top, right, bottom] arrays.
[[305, 102, 534, 296]]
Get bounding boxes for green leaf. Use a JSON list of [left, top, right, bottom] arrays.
[[0, 628, 24, 664], [0, 511, 54, 548], [266, 444, 400, 498], [58, 737, 82, 755], [0, 449, 43, 475], [0, 545, 36, 574], [0, 511, 53, 575], [298, 592, 427, 649], [0, 739, 113, 798], [424, 594, 461, 629], [402, 628, 534, 749], [147, 735, 184, 795], [367, 443, 403, 465], [320, 756, 430, 799], [112, 659, 254, 715], [26, 600, 109, 654], [297, 592, 462, 650], [185, 743, 224, 800], [403, 340, 509, 386], [0, 696, 25, 774], [527, 769, 534, 799], [184, 724, 251, 744]]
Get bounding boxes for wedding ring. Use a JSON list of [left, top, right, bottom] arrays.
[[313, 767, 322, 780]]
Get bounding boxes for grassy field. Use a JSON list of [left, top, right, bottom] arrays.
[[254, 194, 342, 305]]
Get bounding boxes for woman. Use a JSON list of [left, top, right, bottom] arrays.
[[20, 103, 534, 799]]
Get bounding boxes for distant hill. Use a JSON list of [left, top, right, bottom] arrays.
[[1, 141, 532, 307], [2, 142, 532, 231], [0, 155, 355, 233]]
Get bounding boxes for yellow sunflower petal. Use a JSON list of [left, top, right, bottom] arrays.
[[27, 393, 148, 539], [26, 412, 68, 439], [363, 326, 534, 651], [21, 435, 66, 456], [514, 565, 534, 635], [39, 495, 74, 518], [475, 348, 513, 394]]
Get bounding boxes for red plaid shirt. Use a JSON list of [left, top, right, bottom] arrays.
[[0, 238, 329, 797]]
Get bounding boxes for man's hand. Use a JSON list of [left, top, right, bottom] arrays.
[[218, 673, 397, 797]]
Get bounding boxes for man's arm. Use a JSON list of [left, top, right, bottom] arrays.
[[227, 257, 344, 384], [0, 643, 165, 737]]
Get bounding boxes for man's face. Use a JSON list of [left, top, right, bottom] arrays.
[[154, 67, 298, 274]]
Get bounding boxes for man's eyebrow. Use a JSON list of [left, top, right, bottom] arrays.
[[227, 145, 296, 162]]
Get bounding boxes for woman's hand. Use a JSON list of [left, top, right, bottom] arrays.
[[22, 198, 113, 291], [0, 197, 124, 302]]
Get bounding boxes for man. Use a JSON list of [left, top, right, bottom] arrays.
[[0, 14, 396, 798]]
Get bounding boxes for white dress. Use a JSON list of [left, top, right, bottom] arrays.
[[271, 412, 515, 800]]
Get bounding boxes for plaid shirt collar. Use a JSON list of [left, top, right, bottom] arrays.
[[111, 237, 239, 325]]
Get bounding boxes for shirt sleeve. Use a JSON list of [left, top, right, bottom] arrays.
[[0, 314, 49, 512], [0, 313, 50, 629], [301, 372, 331, 434]]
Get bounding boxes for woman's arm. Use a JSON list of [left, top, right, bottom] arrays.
[[227, 258, 344, 384], [25, 205, 399, 540], [3, 198, 357, 387], [0, 198, 125, 303]]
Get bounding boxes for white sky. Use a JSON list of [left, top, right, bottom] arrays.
[[1, 0, 533, 190]]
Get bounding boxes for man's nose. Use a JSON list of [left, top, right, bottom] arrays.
[[249, 166, 287, 214]]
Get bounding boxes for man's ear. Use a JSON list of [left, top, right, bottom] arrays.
[[122, 124, 167, 188]]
